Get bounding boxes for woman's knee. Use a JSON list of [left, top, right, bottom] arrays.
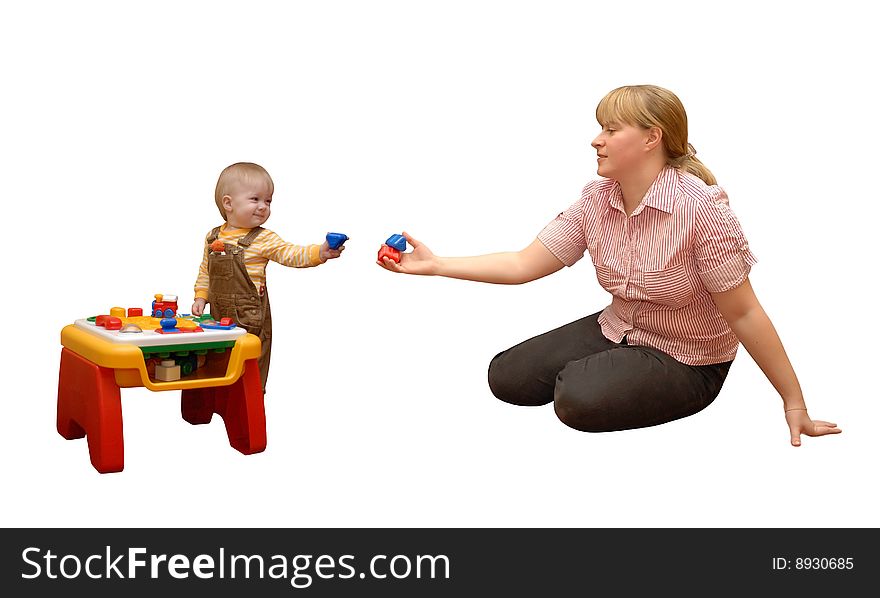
[[487, 350, 552, 406], [552, 359, 637, 432], [487, 351, 519, 403], [553, 384, 611, 432]]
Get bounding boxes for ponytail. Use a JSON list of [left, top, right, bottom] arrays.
[[669, 143, 716, 186]]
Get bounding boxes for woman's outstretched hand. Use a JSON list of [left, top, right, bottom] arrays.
[[785, 409, 841, 447], [376, 231, 438, 275]]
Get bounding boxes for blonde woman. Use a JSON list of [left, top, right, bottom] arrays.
[[377, 85, 839, 446]]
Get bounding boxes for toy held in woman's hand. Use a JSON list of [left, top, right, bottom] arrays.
[[377, 233, 406, 263]]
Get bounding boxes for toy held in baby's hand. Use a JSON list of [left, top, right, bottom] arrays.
[[326, 232, 349, 250], [377, 233, 406, 263]]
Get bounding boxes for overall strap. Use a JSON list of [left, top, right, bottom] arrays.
[[237, 226, 265, 248], [206, 226, 223, 244]]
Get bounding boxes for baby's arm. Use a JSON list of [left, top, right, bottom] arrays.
[[192, 234, 211, 314], [260, 230, 336, 267]]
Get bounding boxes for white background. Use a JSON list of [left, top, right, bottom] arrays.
[[1, 0, 876, 528]]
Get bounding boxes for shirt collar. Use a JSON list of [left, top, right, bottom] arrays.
[[220, 223, 253, 235], [608, 165, 679, 215]]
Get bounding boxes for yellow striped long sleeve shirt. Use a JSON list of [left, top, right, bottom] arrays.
[[194, 224, 322, 300]]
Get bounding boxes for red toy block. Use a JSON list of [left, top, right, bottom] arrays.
[[128, 307, 143, 317], [104, 316, 123, 330], [95, 315, 110, 327], [377, 244, 401, 263]]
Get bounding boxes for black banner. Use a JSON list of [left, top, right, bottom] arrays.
[[2, 528, 876, 595]]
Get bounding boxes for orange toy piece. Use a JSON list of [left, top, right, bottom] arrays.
[[210, 239, 226, 253]]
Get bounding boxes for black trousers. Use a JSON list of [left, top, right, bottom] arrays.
[[487, 311, 732, 432]]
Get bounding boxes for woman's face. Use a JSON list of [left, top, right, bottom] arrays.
[[591, 122, 654, 180]]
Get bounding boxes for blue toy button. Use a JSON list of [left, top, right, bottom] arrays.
[[159, 317, 178, 332]]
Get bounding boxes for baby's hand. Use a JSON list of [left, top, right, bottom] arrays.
[[192, 298, 207, 316], [320, 240, 345, 262]]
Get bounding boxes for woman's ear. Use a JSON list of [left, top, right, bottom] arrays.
[[645, 126, 663, 151]]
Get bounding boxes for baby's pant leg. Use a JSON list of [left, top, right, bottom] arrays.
[[257, 329, 270, 392]]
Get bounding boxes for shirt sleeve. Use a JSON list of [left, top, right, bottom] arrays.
[[536, 182, 597, 266], [193, 231, 212, 300], [693, 187, 758, 293], [257, 230, 322, 267]]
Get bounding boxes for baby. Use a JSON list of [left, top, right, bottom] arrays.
[[192, 162, 343, 392]]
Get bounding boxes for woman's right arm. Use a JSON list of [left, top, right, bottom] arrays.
[[376, 231, 564, 284]]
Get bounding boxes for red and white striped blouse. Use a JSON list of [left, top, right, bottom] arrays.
[[538, 165, 757, 365]]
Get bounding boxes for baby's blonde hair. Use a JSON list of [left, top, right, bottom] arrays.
[[596, 85, 716, 186], [214, 162, 275, 220]]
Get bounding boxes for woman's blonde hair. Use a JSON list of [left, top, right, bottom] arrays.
[[595, 85, 716, 186], [214, 162, 275, 220]]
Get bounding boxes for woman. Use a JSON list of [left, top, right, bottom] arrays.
[[377, 84, 839, 446]]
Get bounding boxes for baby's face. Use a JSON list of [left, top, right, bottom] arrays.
[[223, 177, 272, 229]]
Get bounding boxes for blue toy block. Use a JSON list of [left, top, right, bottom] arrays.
[[385, 233, 406, 251], [326, 232, 349, 250]]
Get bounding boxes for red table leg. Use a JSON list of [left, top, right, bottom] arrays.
[[180, 388, 216, 425], [57, 348, 124, 473], [181, 358, 266, 455]]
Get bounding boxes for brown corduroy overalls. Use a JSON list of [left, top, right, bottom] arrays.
[[206, 226, 272, 392]]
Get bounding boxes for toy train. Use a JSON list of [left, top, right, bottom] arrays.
[[151, 293, 179, 318]]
